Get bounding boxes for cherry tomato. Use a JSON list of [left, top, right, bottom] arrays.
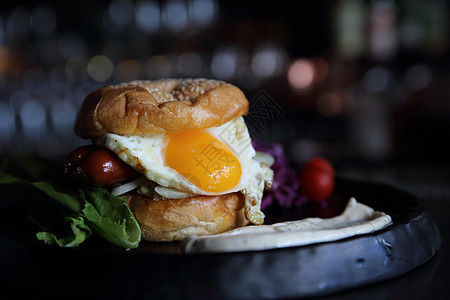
[[302, 157, 335, 177], [299, 157, 335, 202]]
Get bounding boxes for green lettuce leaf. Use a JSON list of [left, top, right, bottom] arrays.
[[36, 215, 92, 247], [80, 188, 141, 249]]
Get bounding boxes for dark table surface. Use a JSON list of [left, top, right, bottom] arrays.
[[1, 164, 449, 299]]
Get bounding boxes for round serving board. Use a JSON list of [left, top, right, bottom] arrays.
[[0, 179, 441, 299]]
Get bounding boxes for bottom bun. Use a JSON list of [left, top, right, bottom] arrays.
[[126, 192, 249, 242]]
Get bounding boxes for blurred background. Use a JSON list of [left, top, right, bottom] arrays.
[[0, 0, 449, 184]]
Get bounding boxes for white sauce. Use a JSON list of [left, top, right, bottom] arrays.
[[182, 198, 392, 254]]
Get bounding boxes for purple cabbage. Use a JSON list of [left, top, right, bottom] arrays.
[[253, 141, 308, 210]]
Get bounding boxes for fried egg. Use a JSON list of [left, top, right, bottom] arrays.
[[98, 117, 273, 224]]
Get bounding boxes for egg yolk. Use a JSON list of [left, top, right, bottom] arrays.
[[164, 129, 242, 193]]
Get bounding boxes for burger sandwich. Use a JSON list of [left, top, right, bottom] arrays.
[[64, 78, 274, 242]]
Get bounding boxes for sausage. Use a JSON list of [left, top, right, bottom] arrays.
[[63, 146, 139, 187]]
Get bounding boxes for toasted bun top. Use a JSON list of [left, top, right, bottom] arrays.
[[75, 78, 249, 139]]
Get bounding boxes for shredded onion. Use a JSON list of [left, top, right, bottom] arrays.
[[111, 177, 147, 196], [254, 151, 275, 167], [154, 186, 197, 199]]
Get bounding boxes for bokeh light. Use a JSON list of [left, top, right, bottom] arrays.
[[162, 0, 188, 33], [65, 56, 88, 82], [363, 66, 392, 93], [189, 0, 217, 27], [87, 55, 114, 82], [287, 59, 315, 91], [317, 93, 343, 117], [404, 64, 432, 91], [135, 0, 160, 33], [108, 0, 134, 28], [50, 100, 77, 137], [116, 59, 143, 82], [145, 55, 172, 78], [6, 7, 29, 39], [211, 48, 238, 79], [251, 43, 287, 79], [177, 52, 203, 76], [0, 47, 12, 73], [19, 99, 47, 139]]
